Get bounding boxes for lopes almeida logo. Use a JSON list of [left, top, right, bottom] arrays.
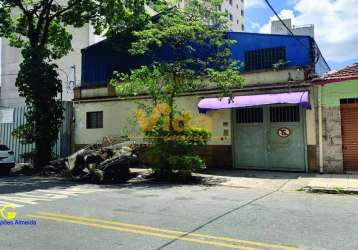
[[0, 205, 37, 226]]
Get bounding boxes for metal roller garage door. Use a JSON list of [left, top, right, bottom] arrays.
[[341, 102, 358, 171]]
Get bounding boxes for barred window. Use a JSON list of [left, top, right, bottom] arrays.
[[86, 111, 103, 129], [237, 108, 263, 123], [244, 47, 286, 71], [270, 106, 300, 122]]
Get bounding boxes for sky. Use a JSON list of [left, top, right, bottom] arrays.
[[244, 0, 358, 70]]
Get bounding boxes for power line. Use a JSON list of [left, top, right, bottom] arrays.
[[263, 0, 310, 50], [263, 0, 295, 36], [263, 0, 331, 71]]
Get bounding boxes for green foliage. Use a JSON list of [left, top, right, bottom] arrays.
[[140, 106, 212, 177], [111, 0, 244, 179], [91, 0, 149, 38], [12, 51, 64, 165], [272, 59, 290, 71], [112, 0, 244, 103], [0, 0, 99, 168], [0, 0, 150, 168], [91, 0, 150, 53]]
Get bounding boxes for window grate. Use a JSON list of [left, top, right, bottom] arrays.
[[86, 111, 103, 129], [244, 47, 286, 71], [270, 106, 300, 122], [237, 108, 263, 123], [340, 98, 358, 104]]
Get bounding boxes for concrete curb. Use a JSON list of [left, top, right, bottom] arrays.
[[302, 186, 358, 195]]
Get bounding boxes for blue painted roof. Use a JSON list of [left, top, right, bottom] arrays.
[[81, 32, 330, 87]]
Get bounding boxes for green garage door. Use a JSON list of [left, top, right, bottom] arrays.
[[233, 105, 306, 171]]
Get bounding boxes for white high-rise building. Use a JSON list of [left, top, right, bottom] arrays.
[[177, 0, 245, 32], [221, 0, 245, 31], [271, 19, 314, 38], [0, 24, 95, 107]]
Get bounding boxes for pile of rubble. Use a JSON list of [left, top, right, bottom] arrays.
[[45, 140, 142, 183]]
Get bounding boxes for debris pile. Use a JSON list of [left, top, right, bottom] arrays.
[[45, 140, 142, 183]]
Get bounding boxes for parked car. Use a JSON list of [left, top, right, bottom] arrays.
[[0, 144, 15, 175]]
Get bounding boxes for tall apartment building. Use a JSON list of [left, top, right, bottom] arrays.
[[220, 0, 245, 31], [0, 24, 96, 107], [177, 0, 245, 32], [271, 19, 314, 38]]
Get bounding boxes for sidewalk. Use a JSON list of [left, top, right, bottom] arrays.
[[196, 170, 358, 193]]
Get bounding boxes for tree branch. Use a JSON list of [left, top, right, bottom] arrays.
[[49, 0, 82, 21], [15, 0, 31, 16], [34, 0, 51, 45], [39, 0, 54, 48]]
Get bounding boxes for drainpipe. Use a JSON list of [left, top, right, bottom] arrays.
[[318, 85, 324, 173]]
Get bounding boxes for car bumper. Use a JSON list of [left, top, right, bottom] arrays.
[[0, 157, 15, 165]]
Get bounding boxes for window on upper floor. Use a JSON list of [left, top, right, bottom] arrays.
[[241, 9, 244, 16], [244, 47, 286, 71], [229, 14, 233, 21], [241, 24, 245, 31], [229, 0, 233, 5], [86, 111, 103, 129], [237, 19, 239, 24]]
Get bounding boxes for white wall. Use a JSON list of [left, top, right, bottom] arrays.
[[271, 19, 314, 38], [73, 96, 232, 146], [0, 24, 91, 107], [0, 38, 23, 106]]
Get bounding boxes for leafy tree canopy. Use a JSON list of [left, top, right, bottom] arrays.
[[0, 0, 150, 168], [111, 0, 244, 178], [114, 0, 244, 102]]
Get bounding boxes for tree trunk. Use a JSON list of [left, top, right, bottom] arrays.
[[15, 48, 63, 169]]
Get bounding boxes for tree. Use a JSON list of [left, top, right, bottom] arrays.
[[90, 0, 150, 50], [0, 0, 149, 169], [111, 0, 244, 178]]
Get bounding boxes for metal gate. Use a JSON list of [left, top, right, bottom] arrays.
[[341, 102, 358, 171], [233, 105, 306, 171], [0, 102, 73, 162]]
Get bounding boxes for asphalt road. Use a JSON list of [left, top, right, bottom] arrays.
[[0, 176, 357, 250]]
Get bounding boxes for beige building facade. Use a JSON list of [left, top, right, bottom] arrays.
[[73, 68, 318, 171]]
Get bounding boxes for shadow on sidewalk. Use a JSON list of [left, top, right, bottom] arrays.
[[0, 176, 89, 195], [0, 172, 228, 196], [197, 169, 312, 180]]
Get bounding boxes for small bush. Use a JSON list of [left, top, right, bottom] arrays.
[[139, 106, 212, 179]]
